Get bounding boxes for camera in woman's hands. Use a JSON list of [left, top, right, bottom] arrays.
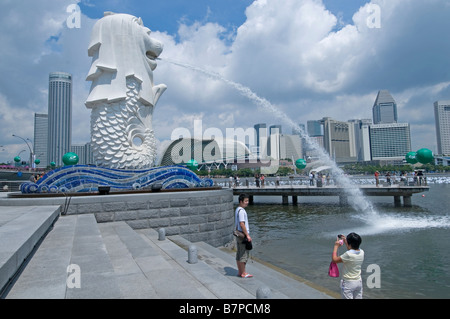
[[337, 234, 345, 246]]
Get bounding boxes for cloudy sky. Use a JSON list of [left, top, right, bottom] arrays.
[[1, 0, 449, 163]]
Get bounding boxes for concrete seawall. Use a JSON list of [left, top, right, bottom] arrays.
[[1, 189, 234, 248]]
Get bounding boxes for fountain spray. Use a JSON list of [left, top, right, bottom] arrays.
[[160, 57, 377, 215]]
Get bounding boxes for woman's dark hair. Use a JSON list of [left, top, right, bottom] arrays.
[[238, 193, 249, 203], [346, 232, 362, 249]]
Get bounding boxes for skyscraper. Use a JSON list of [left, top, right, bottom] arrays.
[[321, 117, 357, 163], [254, 123, 267, 158], [33, 113, 48, 168], [269, 125, 282, 135], [349, 119, 372, 162], [48, 72, 72, 167], [373, 90, 398, 124], [369, 123, 411, 161], [434, 100, 450, 155], [268, 125, 282, 158], [307, 120, 322, 137]]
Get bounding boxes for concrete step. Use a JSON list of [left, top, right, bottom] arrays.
[[65, 214, 121, 299], [3, 208, 336, 299], [99, 222, 219, 298], [171, 237, 335, 299], [138, 228, 255, 299], [5, 214, 122, 299], [0, 206, 60, 295]]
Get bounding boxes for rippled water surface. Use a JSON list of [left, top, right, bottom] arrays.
[[239, 183, 450, 299]]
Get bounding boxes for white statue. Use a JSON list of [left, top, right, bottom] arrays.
[[85, 12, 166, 168]]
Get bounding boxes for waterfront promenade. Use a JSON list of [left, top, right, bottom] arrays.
[[231, 184, 430, 206], [0, 192, 335, 299]]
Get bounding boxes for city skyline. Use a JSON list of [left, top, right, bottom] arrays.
[[1, 0, 450, 163], [5, 85, 449, 167]]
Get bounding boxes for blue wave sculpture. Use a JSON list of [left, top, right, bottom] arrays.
[[20, 165, 214, 194]]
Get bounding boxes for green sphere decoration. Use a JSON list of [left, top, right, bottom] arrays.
[[14, 156, 21, 163], [405, 152, 418, 164], [62, 152, 79, 166], [34, 159, 41, 165], [416, 148, 434, 164], [50, 161, 56, 167], [295, 158, 307, 170], [186, 159, 198, 170]]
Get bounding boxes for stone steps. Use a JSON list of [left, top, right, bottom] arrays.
[[99, 221, 224, 298], [0, 206, 60, 296], [167, 236, 333, 299], [194, 241, 334, 299], [4, 214, 255, 299], [138, 228, 255, 299], [5, 214, 122, 298], [3, 210, 335, 299]]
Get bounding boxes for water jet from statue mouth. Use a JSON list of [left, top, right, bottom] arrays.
[[146, 50, 159, 60], [146, 51, 159, 70]]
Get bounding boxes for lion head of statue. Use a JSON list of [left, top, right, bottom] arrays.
[[85, 12, 166, 108]]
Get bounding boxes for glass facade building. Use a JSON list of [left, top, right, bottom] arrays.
[[254, 123, 267, 158], [373, 90, 398, 124], [434, 101, 450, 155], [33, 113, 48, 168], [369, 123, 411, 160], [48, 72, 72, 167]]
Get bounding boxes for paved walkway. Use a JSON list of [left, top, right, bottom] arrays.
[[0, 205, 336, 299]]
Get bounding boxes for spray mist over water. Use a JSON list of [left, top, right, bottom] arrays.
[[160, 57, 378, 216]]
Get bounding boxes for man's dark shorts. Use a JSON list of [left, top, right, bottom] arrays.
[[236, 236, 249, 263]]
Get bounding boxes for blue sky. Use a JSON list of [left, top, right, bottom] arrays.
[[80, 0, 255, 37], [78, 0, 368, 36], [1, 0, 449, 163]]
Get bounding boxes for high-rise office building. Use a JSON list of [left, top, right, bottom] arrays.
[[33, 113, 48, 168], [269, 125, 282, 135], [307, 120, 323, 137], [373, 90, 398, 124], [71, 143, 94, 165], [254, 123, 267, 158], [48, 72, 72, 167], [349, 119, 372, 162], [280, 134, 303, 160], [369, 123, 411, 161], [322, 117, 357, 163], [434, 101, 450, 155], [268, 125, 282, 158]]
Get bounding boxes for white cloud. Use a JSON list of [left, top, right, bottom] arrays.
[[0, 0, 95, 162], [157, 0, 450, 151]]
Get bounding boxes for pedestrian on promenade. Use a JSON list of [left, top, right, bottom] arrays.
[[417, 170, 423, 185], [309, 172, 315, 186], [374, 171, 380, 187], [332, 232, 365, 299], [235, 193, 253, 278]]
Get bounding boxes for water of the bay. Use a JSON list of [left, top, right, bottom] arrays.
[[235, 182, 450, 299]]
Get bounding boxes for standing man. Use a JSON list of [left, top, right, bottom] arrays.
[[374, 171, 380, 187], [235, 193, 253, 278]]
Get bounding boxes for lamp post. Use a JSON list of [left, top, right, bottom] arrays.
[[12, 134, 34, 171]]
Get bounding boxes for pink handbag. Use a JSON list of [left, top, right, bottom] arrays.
[[328, 262, 340, 277]]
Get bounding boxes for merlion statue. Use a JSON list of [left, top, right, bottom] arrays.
[[85, 12, 166, 168]]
